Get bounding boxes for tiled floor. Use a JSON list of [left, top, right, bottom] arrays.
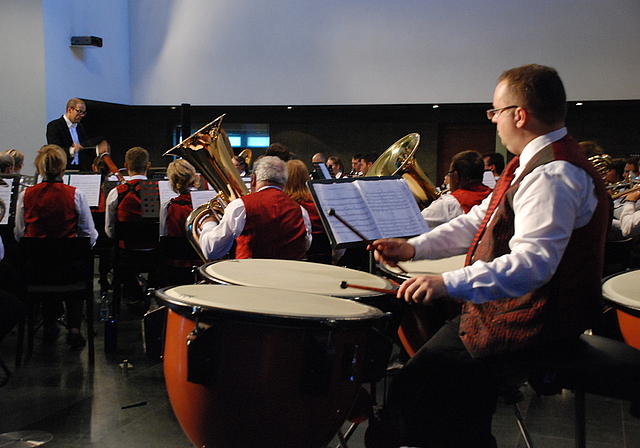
[[1, 279, 639, 448]]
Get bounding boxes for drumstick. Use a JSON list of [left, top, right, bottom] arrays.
[[327, 208, 409, 274], [327, 208, 370, 242], [340, 281, 397, 295]]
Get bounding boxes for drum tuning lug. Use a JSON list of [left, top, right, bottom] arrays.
[[190, 305, 203, 316]]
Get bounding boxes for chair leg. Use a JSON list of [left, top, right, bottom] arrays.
[[574, 390, 586, 448], [513, 402, 535, 448], [15, 317, 24, 367], [86, 286, 95, 365]]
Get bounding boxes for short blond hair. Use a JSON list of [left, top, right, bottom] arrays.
[[125, 147, 149, 174], [35, 144, 67, 178], [167, 158, 200, 194]]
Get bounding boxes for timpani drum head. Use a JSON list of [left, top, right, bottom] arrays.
[[602, 270, 640, 313], [157, 284, 384, 322], [200, 259, 394, 299], [382, 254, 466, 279]]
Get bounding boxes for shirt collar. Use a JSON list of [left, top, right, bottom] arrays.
[[516, 127, 567, 179], [63, 115, 76, 129]]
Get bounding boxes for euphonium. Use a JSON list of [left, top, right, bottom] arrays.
[[164, 114, 249, 261], [366, 133, 440, 209]]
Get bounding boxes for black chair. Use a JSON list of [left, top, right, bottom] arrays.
[[526, 334, 640, 448], [603, 237, 633, 277], [111, 220, 160, 315], [18, 237, 95, 365], [157, 236, 202, 287]]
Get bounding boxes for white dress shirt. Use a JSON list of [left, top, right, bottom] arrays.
[[199, 186, 312, 261], [420, 193, 463, 230], [14, 184, 98, 246], [409, 128, 598, 304], [618, 199, 640, 238]]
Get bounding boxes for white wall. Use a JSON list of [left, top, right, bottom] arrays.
[[0, 0, 46, 163], [129, 0, 640, 106], [43, 0, 131, 120]]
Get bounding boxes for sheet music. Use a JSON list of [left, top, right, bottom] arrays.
[[190, 190, 220, 209], [0, 178, 14, 225], [312, 182, 381, 245], [309, 177, 429, 248], [158, 180, 179, 206], [355, 178, 428, 238], [67, 174, 102, 208]]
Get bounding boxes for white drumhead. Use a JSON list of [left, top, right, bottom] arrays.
[[602, 270, 640, 311], [202, 259, 394, 298], [383, 254, 466, 277], [157, 284, 383, 319]]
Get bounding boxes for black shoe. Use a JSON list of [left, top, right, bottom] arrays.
[[43, 325, 61, 342], [66, 332, 86, 349]]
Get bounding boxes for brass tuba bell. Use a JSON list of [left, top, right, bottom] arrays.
[[366, 133, 440, 209], [164, 114, 249, 261]]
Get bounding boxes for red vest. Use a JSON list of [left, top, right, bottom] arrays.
[[460, 135, 612, 358], [115, 180, 142, 222], [451, 183, 492, 213], [23, 181, 78, 238], [235, 188, 307, 260], [166, 192, 193, 238]]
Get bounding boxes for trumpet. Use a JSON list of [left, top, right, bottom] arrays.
[[611, 183, 640, 200]]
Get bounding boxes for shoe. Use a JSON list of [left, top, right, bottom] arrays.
[[42, 325, 61, 342], [66, 332, 86, 349]]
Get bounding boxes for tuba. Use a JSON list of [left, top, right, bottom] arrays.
[[164, 114, 249, 261], [366, 133, 440, 209]]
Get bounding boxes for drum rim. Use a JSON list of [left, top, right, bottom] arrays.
[[199, 258, 394, 298], [154, 285, 385, 328], [602, 269, 640, 313]]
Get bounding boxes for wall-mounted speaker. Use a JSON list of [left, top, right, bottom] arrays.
[[70, 36, 103, 48]]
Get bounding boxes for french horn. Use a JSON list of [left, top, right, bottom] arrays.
[[366, 133, 440, 209], [164, 114, 249, 261]]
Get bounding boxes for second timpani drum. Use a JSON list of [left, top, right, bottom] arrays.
[[199, 258, 396, 306], [602, 269, 640, 350], [378, 255, 466, 356], [157, 284, 384, 448]]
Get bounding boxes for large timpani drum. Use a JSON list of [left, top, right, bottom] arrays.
[[378, 255, 466, 356], [199, 258, 396, 307], [157, 284, 384, 448], [602, 269, 640, 350]]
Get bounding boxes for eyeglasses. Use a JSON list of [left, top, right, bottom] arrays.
[[445, 170, 456, 177], [74, 108, 87, 116], [486, 105, 518, 120]]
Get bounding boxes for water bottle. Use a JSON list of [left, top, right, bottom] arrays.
[[99, 294, 110, 321], [104, 316, 117, 353]]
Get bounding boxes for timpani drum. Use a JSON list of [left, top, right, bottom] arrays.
[[602, 269, 640, 350], [378, 255, 466, 356], [157, 284, 384, 448], [199, 258, 396, 308]]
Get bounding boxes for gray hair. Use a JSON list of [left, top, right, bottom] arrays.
[[253, 156, 288, 186]]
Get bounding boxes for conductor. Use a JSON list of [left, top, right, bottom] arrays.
[[46, 98, 109, 171]]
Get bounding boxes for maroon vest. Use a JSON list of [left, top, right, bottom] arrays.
[[166, 192, 193, 238], [235, 188, 307, 260], [460, 135, 612, 358], [451, 183, 492, 213], [115, 180, 142, 222], [23, 180, 78, 238]]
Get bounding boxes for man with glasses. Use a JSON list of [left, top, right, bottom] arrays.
[[46, 98, 109, 171], [369, 64, 612, 447]]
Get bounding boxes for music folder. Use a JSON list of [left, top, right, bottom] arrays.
[[308, 176, 428, 249]]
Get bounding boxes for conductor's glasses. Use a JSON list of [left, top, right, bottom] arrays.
[[486, 105, 518, 120]]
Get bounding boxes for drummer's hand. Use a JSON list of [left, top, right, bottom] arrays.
[[398, 275, 448, 305], [368, 238, 415, 267]]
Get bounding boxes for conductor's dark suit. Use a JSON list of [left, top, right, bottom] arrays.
[[46, 116, 93, 171]]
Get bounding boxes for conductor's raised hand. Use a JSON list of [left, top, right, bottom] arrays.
[[397, 274, 448, 305], [367, 238, 415, 267]]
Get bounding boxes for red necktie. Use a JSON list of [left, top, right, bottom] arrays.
[[465, 155, 520, 266]]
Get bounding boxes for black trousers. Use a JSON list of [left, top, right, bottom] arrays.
[[386, 314, 577, 448]]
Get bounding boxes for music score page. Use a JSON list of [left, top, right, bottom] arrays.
[[309, 177, 428, 248]]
